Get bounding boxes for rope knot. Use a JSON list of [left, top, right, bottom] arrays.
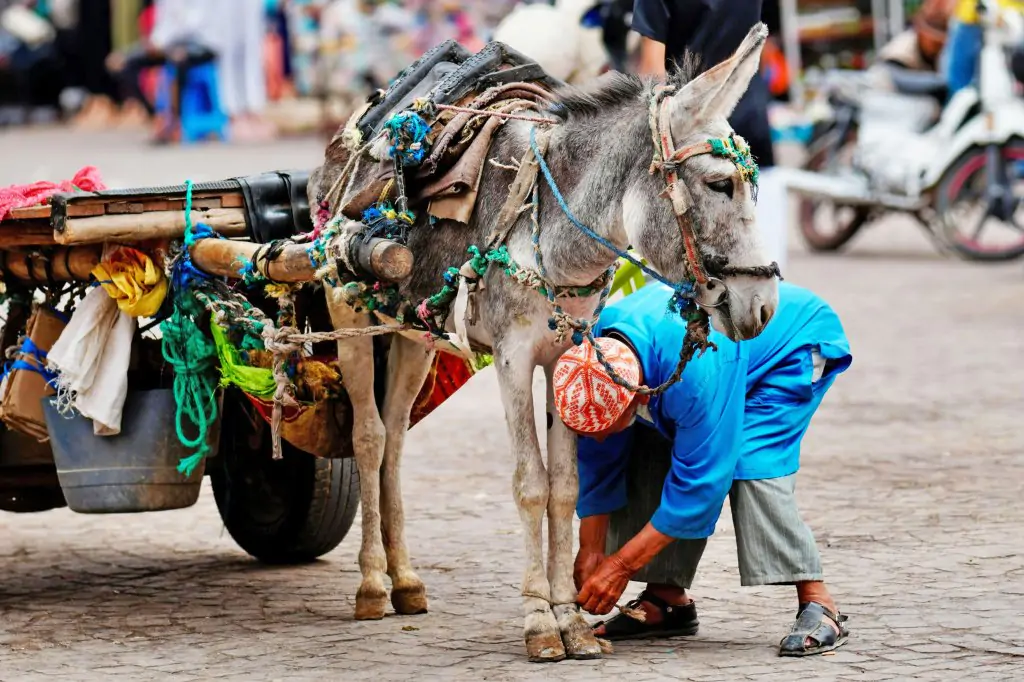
[[260, 323, 301, 460]]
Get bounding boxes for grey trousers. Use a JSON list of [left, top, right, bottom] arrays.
[[606, 425, 824, 588]]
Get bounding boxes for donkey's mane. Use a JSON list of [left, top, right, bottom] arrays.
[[549, 51, 705, 121]]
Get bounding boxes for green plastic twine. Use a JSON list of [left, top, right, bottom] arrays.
[[161, 179, 221, 477]]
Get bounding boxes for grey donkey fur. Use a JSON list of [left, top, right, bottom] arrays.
[[306, 24, 778, 662]]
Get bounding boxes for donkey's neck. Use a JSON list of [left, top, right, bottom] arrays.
[[523, 113, 650, 287]]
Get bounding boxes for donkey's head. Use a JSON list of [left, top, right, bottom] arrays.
[[618, 24, 778, 340]]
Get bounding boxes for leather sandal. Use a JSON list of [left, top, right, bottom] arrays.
[[592, 590, 699, 641], [779, 602, 850, 657]]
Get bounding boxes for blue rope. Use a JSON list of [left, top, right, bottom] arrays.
[[1, 336, 59, 388], [384, 111, 431, 166], [170, 180, 218, 294], [528, 126, 696, 313]]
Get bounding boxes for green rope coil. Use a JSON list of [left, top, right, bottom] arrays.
[[161, 180, 221, 477]]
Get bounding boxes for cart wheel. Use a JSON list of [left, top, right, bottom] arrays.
[[210, 389, 359, 564], [797, 125, 871, 252]]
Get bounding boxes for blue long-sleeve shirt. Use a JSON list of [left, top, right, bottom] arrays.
[[576, 281, 852, 539]]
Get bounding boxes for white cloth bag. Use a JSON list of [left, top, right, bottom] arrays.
[[47, 287, 136, 436]]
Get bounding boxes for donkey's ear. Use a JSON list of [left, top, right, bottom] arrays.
[[670, 23, 769, 125]]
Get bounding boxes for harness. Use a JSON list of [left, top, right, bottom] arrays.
[[647, 83, 781, 288], [472, 84, 783, 395]]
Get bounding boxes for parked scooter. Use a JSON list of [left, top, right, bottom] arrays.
[[787, 0, 1024, 261]]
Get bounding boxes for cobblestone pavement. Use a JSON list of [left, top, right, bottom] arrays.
[[1, 129, 1023, 681]]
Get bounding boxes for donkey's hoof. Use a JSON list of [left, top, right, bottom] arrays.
[[525, 606, 566, 663], [354, 585, 388, 620], [526, 631, 567, 663], [391, 584, 429, 615], [555, 604, 604, 660]]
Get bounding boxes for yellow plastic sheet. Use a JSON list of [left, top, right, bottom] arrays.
[[91, 247, 168, 318]]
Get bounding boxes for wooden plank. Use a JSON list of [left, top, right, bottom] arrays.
[[6, 206, 52, 220], [65, 203, 109, 218], [105, 202, 147, 214]]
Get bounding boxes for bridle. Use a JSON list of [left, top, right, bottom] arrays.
[[647, 83, 782, 297]]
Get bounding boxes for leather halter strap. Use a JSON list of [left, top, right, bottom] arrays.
[[652, 89, 713, 284], [649, 85, 779, 287]]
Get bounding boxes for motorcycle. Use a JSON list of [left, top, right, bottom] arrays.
[[786, 0, 1024, 261]]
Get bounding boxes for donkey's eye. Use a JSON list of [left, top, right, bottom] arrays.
[[707, 179, 733, 199]]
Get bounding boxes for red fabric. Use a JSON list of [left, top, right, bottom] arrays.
[[0, 166, 106, 221], [410, 351, 475, 428]]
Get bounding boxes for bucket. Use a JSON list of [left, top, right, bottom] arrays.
[[42, 389, 221, 513]]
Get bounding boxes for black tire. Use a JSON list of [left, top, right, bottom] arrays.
[[210, 388, 359, 564], [935, 141, 1024, 262], [797, 124, 871, 252]]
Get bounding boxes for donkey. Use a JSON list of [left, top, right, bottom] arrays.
[[310, 24, 778, 662]]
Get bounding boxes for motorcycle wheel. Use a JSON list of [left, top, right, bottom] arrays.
[[797, 126, 871, 252], [935, 141, 1024, 262]]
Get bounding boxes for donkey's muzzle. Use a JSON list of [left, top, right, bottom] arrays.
[[727, 290, 776, 340]]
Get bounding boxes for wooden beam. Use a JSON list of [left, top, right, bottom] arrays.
[[1, 246, 102, 282], [54, 208, 249, 245], [190, 235, 413, 284], [0, 220, 58, 247], [190, 239, 314, 282]]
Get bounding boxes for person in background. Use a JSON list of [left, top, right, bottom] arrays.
[[69, 0, 124, 128], [631, 0, 787, 269], [218, 0, 276, 141], [264, 0, 295, 101], [632, 0, 774, 168], [942, 0, 1024, 98], [105, 0, 221, 142]]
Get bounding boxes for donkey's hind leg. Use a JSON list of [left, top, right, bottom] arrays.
[[326, 292, 388, 620], [493, 344, 565, 663], [544, 363, 603, 659], [380, 335, 436, 615]]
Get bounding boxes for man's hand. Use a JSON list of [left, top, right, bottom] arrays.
[[576, 554, 633, 615], [573, 547, 605, 591]]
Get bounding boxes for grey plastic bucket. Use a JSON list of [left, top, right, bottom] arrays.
[[42, 389, 221, 513]]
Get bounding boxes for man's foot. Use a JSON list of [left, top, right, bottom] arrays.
[[591, 590, 699, 641], [230, 116, 278, 143], [71, 96, 117, 129], [115, 100, 151, 129], [779, 602, 849, 657]]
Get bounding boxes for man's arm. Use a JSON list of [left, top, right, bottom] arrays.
[[637, 37, 667, 77], [632, 0, 670, 76]]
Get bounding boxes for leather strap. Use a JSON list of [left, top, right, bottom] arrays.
[[485, 127, 551, 248]]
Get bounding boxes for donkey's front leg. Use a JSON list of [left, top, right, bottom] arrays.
[[493, 348, 565, 663], [380, 335, 436, 615], [326, 294, 388, 620], [544, 363, 603, 659]]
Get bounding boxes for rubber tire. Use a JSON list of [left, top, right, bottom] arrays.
[[935, 141, 1024, 262], [210, 389, 359, 564], [797, 125, 871, 252]]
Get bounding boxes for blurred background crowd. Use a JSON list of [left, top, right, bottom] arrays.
[[0, 0, 1006, 147], [0, 0, 524, 142]]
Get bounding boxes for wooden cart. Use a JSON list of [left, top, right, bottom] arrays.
[[0, 172, 435, 564]]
